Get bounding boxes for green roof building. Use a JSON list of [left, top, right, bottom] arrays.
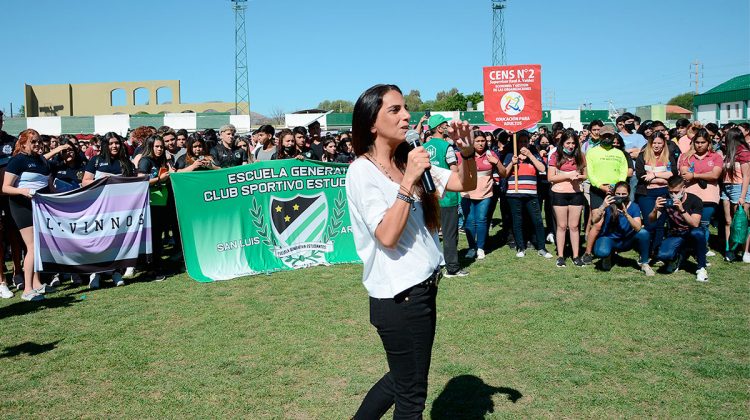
[[693, 74, 749, 124]]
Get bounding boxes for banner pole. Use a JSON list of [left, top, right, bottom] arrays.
[[513, 131, 519, 192]]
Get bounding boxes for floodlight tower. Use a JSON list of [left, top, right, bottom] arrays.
[[491, 0, 507, 65], [232, 0, 250, 117]]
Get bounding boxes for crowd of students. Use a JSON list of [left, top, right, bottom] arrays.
[[0, 108, 748, 300], [0, 114, 357, 301], [423, 113, 750, 283]]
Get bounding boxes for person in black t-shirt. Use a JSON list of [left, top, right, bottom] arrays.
[[271, 129, 298, 160], [51, 138, 85, 192], [82, 133, 135, 186], [2, 129, 71, 301], [336, 138, 355, 163], [138, 135, 175, 281], [650, 175, 708, 282], [210, 124, 248, 168], [307, 121, 323, 160]]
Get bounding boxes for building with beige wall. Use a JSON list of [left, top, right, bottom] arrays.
[[24, 79, 247, 117]]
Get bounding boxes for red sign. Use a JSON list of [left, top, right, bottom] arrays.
[[483, 64, 542, 132]]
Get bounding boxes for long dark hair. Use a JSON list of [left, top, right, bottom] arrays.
[[185, 136, 210, 165], [352, 84, 440, 232], [553, 130, 584, 170], [141, 135, 167, 169], [724, 127, 750, 181], [275, 128, 297, 159], [102, 132, 134, 176]]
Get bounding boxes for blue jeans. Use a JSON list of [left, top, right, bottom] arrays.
[[637, 187, 667, 256], [701, 203, 717, 243], [507, 196, 546, 251], [461, 197, 492, 250], [657, 228, 707, 269], [593, 229, 651, 264]]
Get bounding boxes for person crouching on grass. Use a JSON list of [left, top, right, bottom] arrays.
[[650, 175, 709, 282], [590, 181, 653, 275], [346, 84, 476, 418]]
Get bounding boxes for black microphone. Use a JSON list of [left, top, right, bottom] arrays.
[[405, 129, 436, 193]]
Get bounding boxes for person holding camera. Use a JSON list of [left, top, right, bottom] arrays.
[[581, 126, 629, 264], [635, 131, 678, 258], [650, 175, 708, 282], [590, 181, 653, 275]]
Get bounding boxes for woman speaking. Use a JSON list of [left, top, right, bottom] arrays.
[[346, 84, 476, 418]]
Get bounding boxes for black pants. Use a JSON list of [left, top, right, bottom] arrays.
[[440, 206, 459, 273], [150, 205, 168, 269], [507, 196, 546, 251], [354, 283, 438, 419]]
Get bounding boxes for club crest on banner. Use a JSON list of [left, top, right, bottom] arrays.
[[268, 194, 331, 268]]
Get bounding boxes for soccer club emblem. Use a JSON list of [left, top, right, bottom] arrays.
[[269, 194, 331, 268]]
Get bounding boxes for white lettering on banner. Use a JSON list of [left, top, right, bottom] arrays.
[[488, 68, 536, 82], [272, 242, 333, 258], [227, 167, 289, 184], [37, 211, 146, 236], [216, 236, 261, 252]]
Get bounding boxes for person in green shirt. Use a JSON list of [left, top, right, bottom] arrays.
[[581, 126, 628, 264], [424, 115, 468, 277]]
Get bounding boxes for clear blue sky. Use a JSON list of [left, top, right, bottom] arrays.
[[1, 0, 748, 117]]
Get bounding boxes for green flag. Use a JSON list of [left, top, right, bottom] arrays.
[[170, 159, 360, 282]]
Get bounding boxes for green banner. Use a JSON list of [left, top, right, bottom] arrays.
[[170, 160, 360, 282]]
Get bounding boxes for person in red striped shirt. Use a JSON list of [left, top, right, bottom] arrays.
[[501, 131, 553, 258]]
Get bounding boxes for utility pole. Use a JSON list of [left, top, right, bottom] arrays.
[[690, 60, 703, 94], [491, 0, 507, 66], [232, 0, 250, 118], [544, 89, 556, 109]]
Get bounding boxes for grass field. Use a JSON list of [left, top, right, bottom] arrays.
[[1, 228, 749, 418]]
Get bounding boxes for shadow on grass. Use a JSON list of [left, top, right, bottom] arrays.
[[0, 294, 80, 320], [431, 375, 522, 419], [0, 340, 62, 359]]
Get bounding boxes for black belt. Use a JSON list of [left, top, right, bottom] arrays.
[[416, 269, 442, 287]]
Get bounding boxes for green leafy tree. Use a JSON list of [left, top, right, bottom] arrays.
[[667, 92, 694, 109], [404, 90, 424, 112], [317, 100, 354, 113], [17, 105, 25, 117], [466, 92, 484, 110], [667, 92, 694, 119]]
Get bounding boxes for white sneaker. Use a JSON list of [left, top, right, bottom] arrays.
[[516, 250, 525, 258], [34, 284, 56, 294], [0, 283, 13, 299], [538, 249, 553, 259], [123, 267, 136, 279], [49, 273, 61, 288], [465, 249, 477, 259], [696, 267, 709, 282], [640, 263, 655, 277], [112, 272, 125, 287], [21, 291, 44, 301], [477, 249, 486, 260], [706, 250, 716, 257], [743, 252, 750, 263], [546, 233, 554, 244], [89, 273, 101, 289]]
